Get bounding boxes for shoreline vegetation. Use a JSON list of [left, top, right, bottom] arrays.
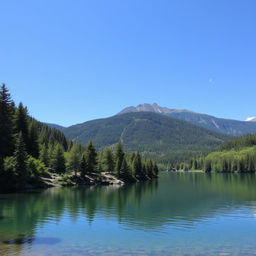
[[0, 84, 158, 193], [175, 134, 256, 173]]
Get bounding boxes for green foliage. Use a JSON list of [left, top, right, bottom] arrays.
[[0, 84, 15, 158], [67, 144, 81, 175], [203, 147, 256, 173], [84, 141, 97, 173], [3, 156, 16, 178], [114, 141, 125, 177], [27, 156, 47, 177], [50, 144, 66, 173], [101, 147, 115, 172], [14, 132, 28, 182], [0, 85, 159, 191], [184, 135, 256, 173], [80, 154, 89, 176], [39, 144, 49, 166], [62, 112, 230, 166], [14, 103, 29, 150], [220, 134, 256, 151], [27, 122, 39, 158], [167, 111, 256, 136], [132, 152, 142, 179]]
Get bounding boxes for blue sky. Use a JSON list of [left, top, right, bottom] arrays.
[[1, 0, 255, 126]]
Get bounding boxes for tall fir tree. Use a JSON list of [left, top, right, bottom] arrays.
[[153, 162, 159, 177], [120, 157, 132, 180], [102, 147, 115, 172], [14, 132, 28, 182], [0, 84, 15, 158], [39, 144, 49, 166], [85, 141, 97, 173], [114, 141, 125, 177], [80, 154, 89, 176], [14, 103, 29, 150], [67, 144, 81, 176], [50, 144, 66, 173], [28, 123, 39, 158], [132, 152, 142, 179]]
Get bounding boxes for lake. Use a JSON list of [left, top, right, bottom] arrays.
[[1, 172, 256, 256]]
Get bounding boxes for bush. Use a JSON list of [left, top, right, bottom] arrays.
[[27, 156, 47, 177]]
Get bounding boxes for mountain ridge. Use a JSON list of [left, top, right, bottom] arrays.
[[61, 111, 231, 164], [118, 103, 193, 115], [117, 103, 256, 136]]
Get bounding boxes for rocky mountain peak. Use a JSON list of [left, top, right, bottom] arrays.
[[118, 103, 192, 115]]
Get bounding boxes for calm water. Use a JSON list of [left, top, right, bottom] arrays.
[[1, 172, 256, 256]]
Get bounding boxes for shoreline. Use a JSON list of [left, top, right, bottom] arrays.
[[0, 170, 158, 194]]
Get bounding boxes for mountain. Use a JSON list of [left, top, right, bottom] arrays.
[[119, 103, 192, 115], [45, 123, 66, 131], [246, 117, 256, 122], [118, 103, 256, 136], [63, 112, 231, 163]]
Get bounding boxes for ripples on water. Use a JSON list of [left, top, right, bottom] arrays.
[[1, 172, 256, 255]]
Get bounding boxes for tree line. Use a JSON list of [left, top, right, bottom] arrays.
[[175, 134, 256, 173], [0, 84, 158, 191]]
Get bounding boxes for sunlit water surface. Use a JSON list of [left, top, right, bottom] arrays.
[[1, 172, 256, 255]]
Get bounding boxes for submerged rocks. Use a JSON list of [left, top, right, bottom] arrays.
[[3, 235, 61, 245]]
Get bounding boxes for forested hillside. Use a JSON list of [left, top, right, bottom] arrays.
[[63, 112, 231, 164], [0, 85, 158, 192], [179, 134, 256, 173], [118, 103, 256, 136]]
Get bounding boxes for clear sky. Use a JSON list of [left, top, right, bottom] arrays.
[[1, 0, 255, 126]]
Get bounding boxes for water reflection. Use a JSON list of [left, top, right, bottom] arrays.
[[1, 172, 256, 255]]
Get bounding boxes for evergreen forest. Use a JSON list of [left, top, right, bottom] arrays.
[[0, 84, 158, 192]]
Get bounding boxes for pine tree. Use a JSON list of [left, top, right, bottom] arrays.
[[114, 142, 125, 177], [68, 144, 81, 176], [120, 157, 132, 179], [85, 141, 97, 173], [39, 144, 49, 166], [80, 154, 89, 176], [0, 84, 15, 158], [153, 162, 159, 177], [28, 123, 39, 158], [102, 147, 114, 172], [14, 103, 29, 149], [132, 152, 142, 179], [97, 151, 103, 171], [14, 132, 28, 182], [50, 144, 66, 173], [142, 163, 147, 178], [146, 159, 154, 178]]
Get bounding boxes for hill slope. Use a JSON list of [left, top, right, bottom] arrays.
[[63, 112, 231, 162], [202, 134, 256, 173], [118, 103, 256, 136], [44, 123, 66, 131]]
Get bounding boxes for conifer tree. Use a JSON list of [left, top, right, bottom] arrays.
[[14, 132, 28, 181], [102, 147, 114, 172], [132, 152, 142, 179], [68, 144, 81, 176], [14, 103, 29, 149], [80, 154, 89, 176], [114, 142, 125, 177], [153, 162, 159, 177], [28, 123, 39, 158], [97, 151, 103, 171], [85, 141, 97, 173], [50, 144, 66, 173], [39, 144, 49, 166], [120, 157, 132, 179], [0, 84, 15, 158]]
